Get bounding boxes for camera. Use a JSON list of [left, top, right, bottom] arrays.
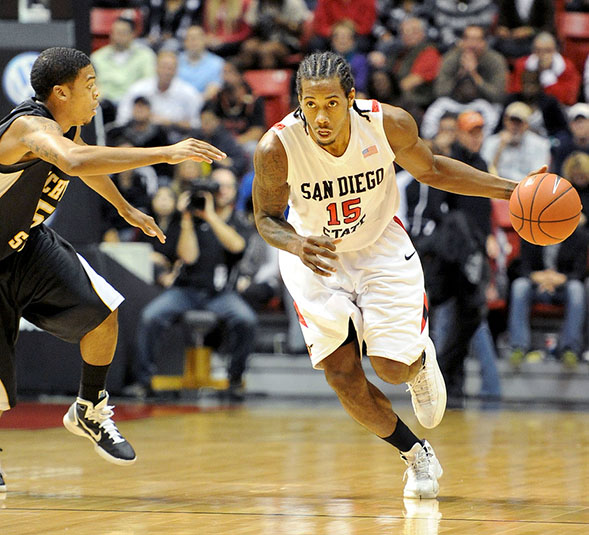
[[188, 179, 220, 210]]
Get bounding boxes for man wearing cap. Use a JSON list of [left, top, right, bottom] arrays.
[[552, 103, 589, 175], [480, 101, 551, 181]]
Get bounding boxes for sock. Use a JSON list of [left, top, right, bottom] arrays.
[[380, 417, 423, 453], [78, 362, 110, 403]]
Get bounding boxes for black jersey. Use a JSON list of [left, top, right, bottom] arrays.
[[0, 98, 75, 261]]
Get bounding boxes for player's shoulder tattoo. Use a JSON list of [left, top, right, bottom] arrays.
[[22, 115, 64, 135], [254, 132, 287, 184]]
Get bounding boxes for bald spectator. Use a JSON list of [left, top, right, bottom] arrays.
[[509, 32, 581, 106], [116, 50, 204, 139], [480, 101, 551, 181], [178, 25, 225, 100], [91, 16, 157, 123]]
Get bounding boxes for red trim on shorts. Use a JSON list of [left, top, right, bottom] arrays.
[[393, 215, 408, 234], [421, 292, 429, 333], [293, 301, 308, 327]]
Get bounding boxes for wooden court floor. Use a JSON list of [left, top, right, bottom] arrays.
[[0, 400, 588, 534]]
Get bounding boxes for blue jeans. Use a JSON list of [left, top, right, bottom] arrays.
[[431, 299, 501, 398], [508, 277, 586, 355], [134, 287, 257, 386]]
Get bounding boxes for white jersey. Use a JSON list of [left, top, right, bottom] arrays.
[[271, 99, 399, 252]]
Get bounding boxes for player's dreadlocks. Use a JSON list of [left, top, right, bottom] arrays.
[[293, 51, 370, 134]]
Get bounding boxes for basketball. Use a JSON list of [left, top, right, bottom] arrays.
[[509, 173, 582, 245]]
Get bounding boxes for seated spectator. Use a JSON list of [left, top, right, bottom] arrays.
[[207, 61, 266, 154], [192, 103, 250, 179], [203, 0, 253, 58], [435, 25, 507, 105], [178, 25, 225, 100], [308, 0, 377, 53], [101, 141, 159, 242], [240, 0, 311, 69], [144, 0, 202, 52], [130, 168, 257, 401], [498, 69, 569, 142], [552, 103, 589, 175], [365, 68, 400, 107], [138, 186, 192, 288], [371, 0, 436, 57], [493, 0, 555, 60], [562, 151, 589, 215], [480, 101, 551, 181], [508, 32, 581, 106], [432, 0, 497, 52], [421, 25, 507, 138], [116, 50, 204, 140], [389, 16, 441, 120], [329, 20, 370, 95], [107, 96, 173, 179], [508, 229, 588, 370], [91, 16, 157, 124]]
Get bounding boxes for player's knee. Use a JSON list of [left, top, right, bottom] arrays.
[[370, 357, 411, 384]]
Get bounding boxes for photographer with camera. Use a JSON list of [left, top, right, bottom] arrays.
[[125, 168, 257, 400]]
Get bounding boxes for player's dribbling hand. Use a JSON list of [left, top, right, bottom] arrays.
[[297, 236, 341, 276], [166, 139, 226, 164], [120, 206, 166, 243]]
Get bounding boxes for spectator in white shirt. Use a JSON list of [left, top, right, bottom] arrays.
[[116, 50, 203, 139], [480, 101, 551, 180]]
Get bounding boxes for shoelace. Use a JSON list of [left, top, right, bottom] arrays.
[[406, 366, 433, 403], [403, 447, 433, 482], [85, 402, 125, 444]]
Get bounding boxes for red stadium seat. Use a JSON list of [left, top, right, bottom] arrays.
[[557, 11, 589, 74], [243, 69, 294, 129]]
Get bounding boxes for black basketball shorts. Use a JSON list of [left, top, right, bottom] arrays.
[[0, 225, 124, 409]]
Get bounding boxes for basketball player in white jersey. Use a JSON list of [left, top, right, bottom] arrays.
[[252, 52, 522, 499]]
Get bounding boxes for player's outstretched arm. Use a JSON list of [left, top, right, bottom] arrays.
[[382, 105, 519, 200], [1, 116, 226, 176], [253, 131, 338, 276]]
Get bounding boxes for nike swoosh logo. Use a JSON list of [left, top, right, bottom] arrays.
[[77, 416, 102, 441], [405, 251, 416, 261]]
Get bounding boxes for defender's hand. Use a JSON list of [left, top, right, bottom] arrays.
[[166, 139, 226, 164], [120, 206, 166, 243], [296, 236, 341, 277]]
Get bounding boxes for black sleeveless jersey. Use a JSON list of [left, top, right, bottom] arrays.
[[0, 98, 75, 261]]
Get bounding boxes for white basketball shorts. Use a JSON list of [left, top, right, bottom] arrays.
[[279, 216, 429, 369]]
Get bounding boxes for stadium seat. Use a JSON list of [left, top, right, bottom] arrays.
[[556, 11, 589, 74], [243, 69, 294, 129]]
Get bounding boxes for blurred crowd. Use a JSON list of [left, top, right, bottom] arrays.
[[88, 0, 589, 402]]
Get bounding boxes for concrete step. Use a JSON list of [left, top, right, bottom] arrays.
[[228, 353, 589, 404]]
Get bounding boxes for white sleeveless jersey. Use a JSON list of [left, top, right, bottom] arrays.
[[272, 99, 399, 252]]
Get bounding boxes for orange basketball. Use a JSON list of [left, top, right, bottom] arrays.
[[509, 173, 582, 245]]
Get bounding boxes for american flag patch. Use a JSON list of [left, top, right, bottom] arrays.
[[362, 145, 378, 158]]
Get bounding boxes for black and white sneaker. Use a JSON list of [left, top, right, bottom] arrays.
[[63, 391, 136, 465]]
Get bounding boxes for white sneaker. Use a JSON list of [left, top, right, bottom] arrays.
[[407, 337, 446, 429], [403, 498, 441, 535], [401, 440, 443, 499]]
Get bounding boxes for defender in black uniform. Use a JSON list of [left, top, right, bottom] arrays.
[[0, 47, 226, 490]]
